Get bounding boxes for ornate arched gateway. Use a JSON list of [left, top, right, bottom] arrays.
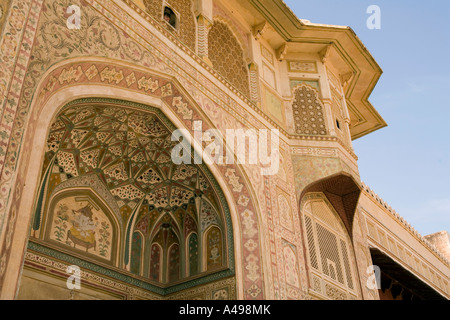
[[4, 59, 266, 300], [27, 98, 234, 294]]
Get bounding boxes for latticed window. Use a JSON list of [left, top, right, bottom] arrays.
[[208, 21, 250, 97], [291, 84, 328, 136], [302, 193, 358, 299], [143, 0, 197, 51]]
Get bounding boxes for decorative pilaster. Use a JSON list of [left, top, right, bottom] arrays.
[[248, 62, 260, 105], [197, 14, 213, 66]]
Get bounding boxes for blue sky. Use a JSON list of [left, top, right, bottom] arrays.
[[284, 0, 450, 236]]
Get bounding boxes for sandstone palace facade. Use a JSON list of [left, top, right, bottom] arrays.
[[0, 0, 448, 300]]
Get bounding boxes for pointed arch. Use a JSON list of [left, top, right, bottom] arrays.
[[149, 242, 163, 282], [204, 225, 223, 271], [167, 242, 181, 283], [300, 172, 362, 237], [186, 232, 199, 276], [5, 58, 266, 299]]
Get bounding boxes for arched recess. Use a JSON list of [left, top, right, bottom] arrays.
[[298, 172, 362, 299], [186, 232, 199, 276], [3, 58, 266, 300], [27, 97, 234, 291], [300, 193, 360, 299], [299, 172, 362, 238]]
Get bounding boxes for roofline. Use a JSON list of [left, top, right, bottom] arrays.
[[250, 0, 387, 139]]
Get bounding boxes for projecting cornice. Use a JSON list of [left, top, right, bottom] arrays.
[[249, 0, 387, 139]]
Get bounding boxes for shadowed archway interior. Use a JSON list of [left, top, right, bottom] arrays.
[[300, 173, 362, 238], [27, 98, 235, 297]]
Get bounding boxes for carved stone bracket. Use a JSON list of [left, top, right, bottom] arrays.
[[340, 71, 355, 88], [252, 21, 269, 40], [319, 44, 332, 63], [276, 43, 288, 61]]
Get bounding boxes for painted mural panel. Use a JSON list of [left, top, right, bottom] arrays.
[[277, 193, 293, 231], [150, 243, 161, 282], [200, 199, 219, 232], [48, 194, 114, 261], [206, 227, 223, 271], [168, 244, 180, 283], [288, 60, 318, 73], [188, 233, 199, 276]]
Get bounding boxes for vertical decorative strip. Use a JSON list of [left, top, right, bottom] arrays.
[[249, 62, 260, 105], [197, 14, 212, 66], [0, 0, 43, 293], [0, 0, 36, 234], [265, 175, 279, 299]]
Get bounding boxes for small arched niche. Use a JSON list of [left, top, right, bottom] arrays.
[[163, 6, 177, 29]]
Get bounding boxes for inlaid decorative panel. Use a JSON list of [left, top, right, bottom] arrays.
[[262, 63, 276, 89], [288, 61, 318, 73], [290, 79, 320, 92], [283, 242, 300, 288], [261, 44, 274, 65]]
